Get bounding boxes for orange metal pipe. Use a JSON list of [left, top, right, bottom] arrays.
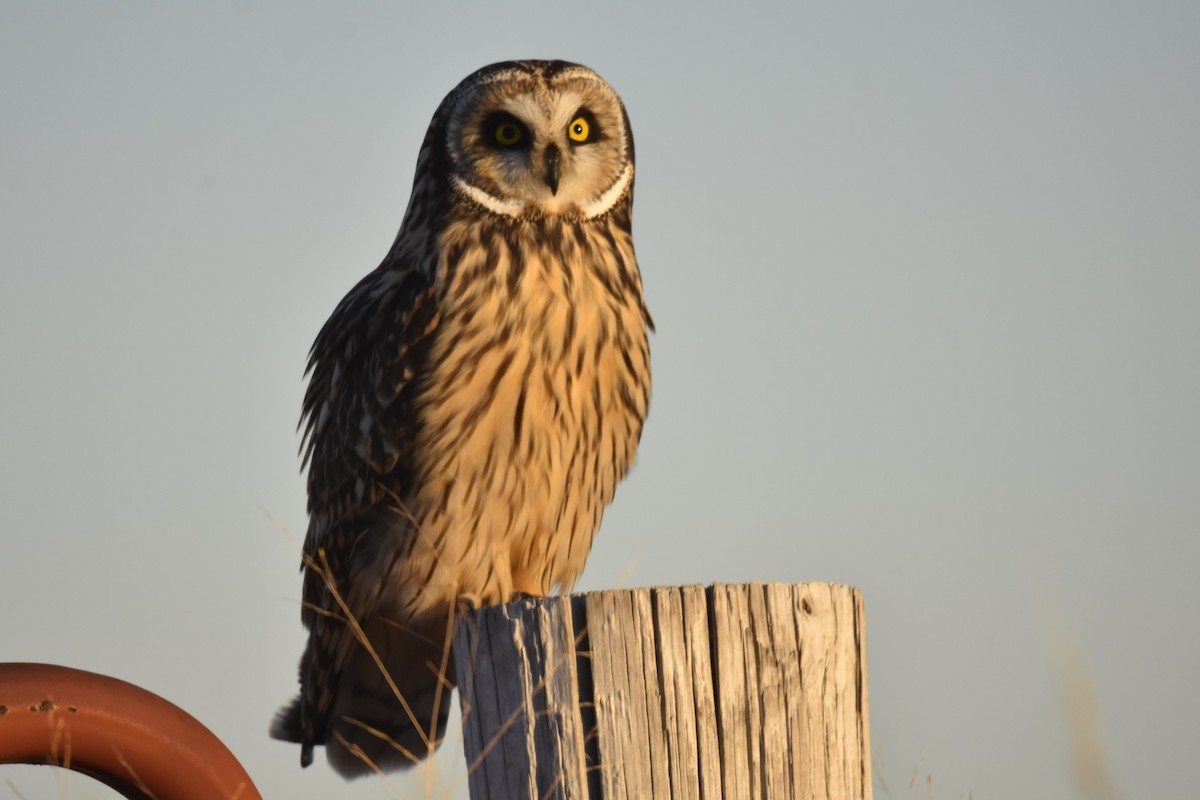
[[0, 663, 262, 799]]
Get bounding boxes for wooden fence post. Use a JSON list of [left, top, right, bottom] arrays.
[[452, 582, 870, 800]]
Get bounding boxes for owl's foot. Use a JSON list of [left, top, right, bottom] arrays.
[[456, 593, 483, 615]]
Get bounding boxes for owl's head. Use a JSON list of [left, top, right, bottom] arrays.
[[436, 61, 634, 221]]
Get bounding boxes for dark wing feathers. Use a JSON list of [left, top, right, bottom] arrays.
[[297, 261, 438, 617], [283, 258, 439, 755]]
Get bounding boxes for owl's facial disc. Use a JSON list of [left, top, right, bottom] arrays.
[[446, 68, 632, 220]]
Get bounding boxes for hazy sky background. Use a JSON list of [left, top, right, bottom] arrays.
[[2, 2, 1197, 798]]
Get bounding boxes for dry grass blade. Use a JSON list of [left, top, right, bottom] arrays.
[[1045, 618, 1123, 800], [271, 504, 585, 795], [4, 780, 31, 800], [269, 504, 458, 778], [333, 732, 415, 800], [304, 547, 434, 755], [111, 746, 158, 800]]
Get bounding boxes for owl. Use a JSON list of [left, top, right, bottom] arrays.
[[271, 61, 653, 777]]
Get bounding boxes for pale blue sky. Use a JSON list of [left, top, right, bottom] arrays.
[[2, 3, 1197, 798]]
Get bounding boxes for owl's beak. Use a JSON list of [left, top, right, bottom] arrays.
[[543, 144, 561, 196]]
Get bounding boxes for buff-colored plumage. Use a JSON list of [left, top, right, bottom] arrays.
[[271, 60, 652, 777]]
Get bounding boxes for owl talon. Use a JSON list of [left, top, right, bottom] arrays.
[[456, 593, 483, 614]]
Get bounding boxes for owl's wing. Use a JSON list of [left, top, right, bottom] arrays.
[[275, 258, 446, 766], [297, 262, 438, 624]]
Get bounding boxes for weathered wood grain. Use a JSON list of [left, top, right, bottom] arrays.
[[452, 583, 870, 799]]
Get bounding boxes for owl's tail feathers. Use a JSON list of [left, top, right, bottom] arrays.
[[325, 624, 455, 778], [268, 698, 314, 765], [271, 614, 457, 778]]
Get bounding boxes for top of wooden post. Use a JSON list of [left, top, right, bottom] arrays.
[[453, 582, 871, 800]]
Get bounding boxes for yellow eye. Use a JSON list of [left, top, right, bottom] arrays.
[[568, 116, 590, 143], [494, 122, 523, 146]]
